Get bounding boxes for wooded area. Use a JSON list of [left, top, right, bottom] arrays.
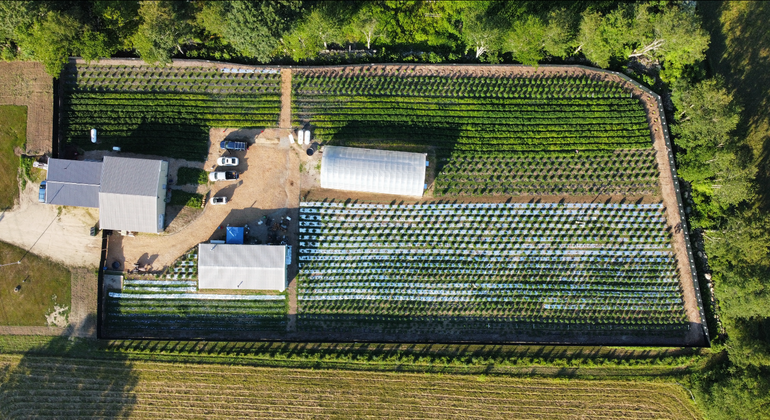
[[0, 1, 768, 418]]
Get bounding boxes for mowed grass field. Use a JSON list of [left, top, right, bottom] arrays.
[[0, 241, 71, 326], [0, 353, 702, 419], [0, 105, 26, 210]]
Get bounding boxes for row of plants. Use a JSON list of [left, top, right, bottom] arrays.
[[293, 73, 632, 99], [67, 65, 281, 94]]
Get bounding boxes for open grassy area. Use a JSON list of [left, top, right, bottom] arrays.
[[0, 105, 26, 210], [0, 350, 702, 419], [0, 241, 71, 326]]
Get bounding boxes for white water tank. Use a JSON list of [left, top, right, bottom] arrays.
[[305, 131, 311, 145], [90, 128, 97, 143]]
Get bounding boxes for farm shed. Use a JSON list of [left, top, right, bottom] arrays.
[[99, 156, 168, 233], [198, 244, 286, 292], [320, 146, 427, 197], [44, 158, 102, 208]]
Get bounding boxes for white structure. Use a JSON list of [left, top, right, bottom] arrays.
[[198, 244, 286, 291], [320, 146, 427, 196], [98, 156, 168, 233]]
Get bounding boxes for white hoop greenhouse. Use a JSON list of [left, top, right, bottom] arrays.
[[320, 146, 427, 197]]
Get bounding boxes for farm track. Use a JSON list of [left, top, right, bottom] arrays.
[[0, 354, 702, 419]]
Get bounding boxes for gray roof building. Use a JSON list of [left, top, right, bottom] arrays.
[[43, 156, 168, 233], [98, 156, 168, 233], [320, 146, 427, 197], [198, 244, 286, 291], [45, 158, 102, 208]]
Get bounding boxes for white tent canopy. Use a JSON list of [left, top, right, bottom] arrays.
[[320, 146, 426, 196]]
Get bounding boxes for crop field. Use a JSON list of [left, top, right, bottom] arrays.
[[293, 68, 657, 196], [62, 65, 281, 160], [104, 250, 288, 337], [0, 354, 702, 419], [297, 201, 687, 341]]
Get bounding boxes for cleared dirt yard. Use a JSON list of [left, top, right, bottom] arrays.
[[106, 128, 300, 272]]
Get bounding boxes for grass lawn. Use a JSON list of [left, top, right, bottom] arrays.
[[0, 105, 26, 210], [0, 241, 71, 326]]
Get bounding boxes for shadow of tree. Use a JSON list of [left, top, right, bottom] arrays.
[[0, 339, 138, 418], [700, 1, 770, 208]]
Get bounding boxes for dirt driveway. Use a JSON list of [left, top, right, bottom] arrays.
[[0, 183, 101, 267], [106, 129, 301, 271]]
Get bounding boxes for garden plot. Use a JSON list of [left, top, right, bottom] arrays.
[[104, 249, 288, 337], [62, 64, 282, 160], [292, 68, 657, 197], [297, 201, 688, 340]]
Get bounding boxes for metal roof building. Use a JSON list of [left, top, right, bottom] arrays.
[[98, 156, 168, 233], [43, 156, 168, 233], [320, 146, 427, 197], [45, 158, 102, 208], [197, 244, 286, 291]]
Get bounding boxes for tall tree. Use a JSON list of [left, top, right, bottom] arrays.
[[16, 11, 81, 75], [348, 4, 386, 50], [505, 15, 546, 66], [198, 0, 301, 63], [460, 5, 503, 59], [542, 8, 577, 59], [132, 1, 191, 65], [283, 8, 340, 61]]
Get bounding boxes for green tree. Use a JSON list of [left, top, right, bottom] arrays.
[[132, 1, 191, 65], [198, 0, 301, 63], [542, 8, 577, 59], [16, 11, 81, 75], [460, 6, 503, 59], [628, 4, 709, 83], [283, 7, 340, 61], [92, 0, 140, 51], [348, 4, 386, 50], [505, 15, 546, 66]]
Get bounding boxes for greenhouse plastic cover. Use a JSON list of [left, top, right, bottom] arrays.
[[320, 146, 426, 196]]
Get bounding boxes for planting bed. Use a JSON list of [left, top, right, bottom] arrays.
[[297, 201, 688, 341], [62, 65, 282, 160], [293, 68, 657, 196], [104, 249, 288, 337]]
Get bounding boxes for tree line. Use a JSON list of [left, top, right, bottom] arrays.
[[1, 0, 706, 83]]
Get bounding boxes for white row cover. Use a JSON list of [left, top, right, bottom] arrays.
[[320, 146, 426, 197]]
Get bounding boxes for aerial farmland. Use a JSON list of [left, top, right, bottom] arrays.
[[49, 60, 707, 346]]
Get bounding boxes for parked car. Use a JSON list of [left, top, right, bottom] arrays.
[[210, 196, 228, 205], [220, 140, 247, 151], [217, 157, 239, 167], [38, 181, 46, 203], [208, 171, 239, 182]]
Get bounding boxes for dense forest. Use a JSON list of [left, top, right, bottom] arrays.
[[1, 1, 769, 418]]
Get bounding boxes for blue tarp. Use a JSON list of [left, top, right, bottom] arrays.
[[226, 227, 244, 244]]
